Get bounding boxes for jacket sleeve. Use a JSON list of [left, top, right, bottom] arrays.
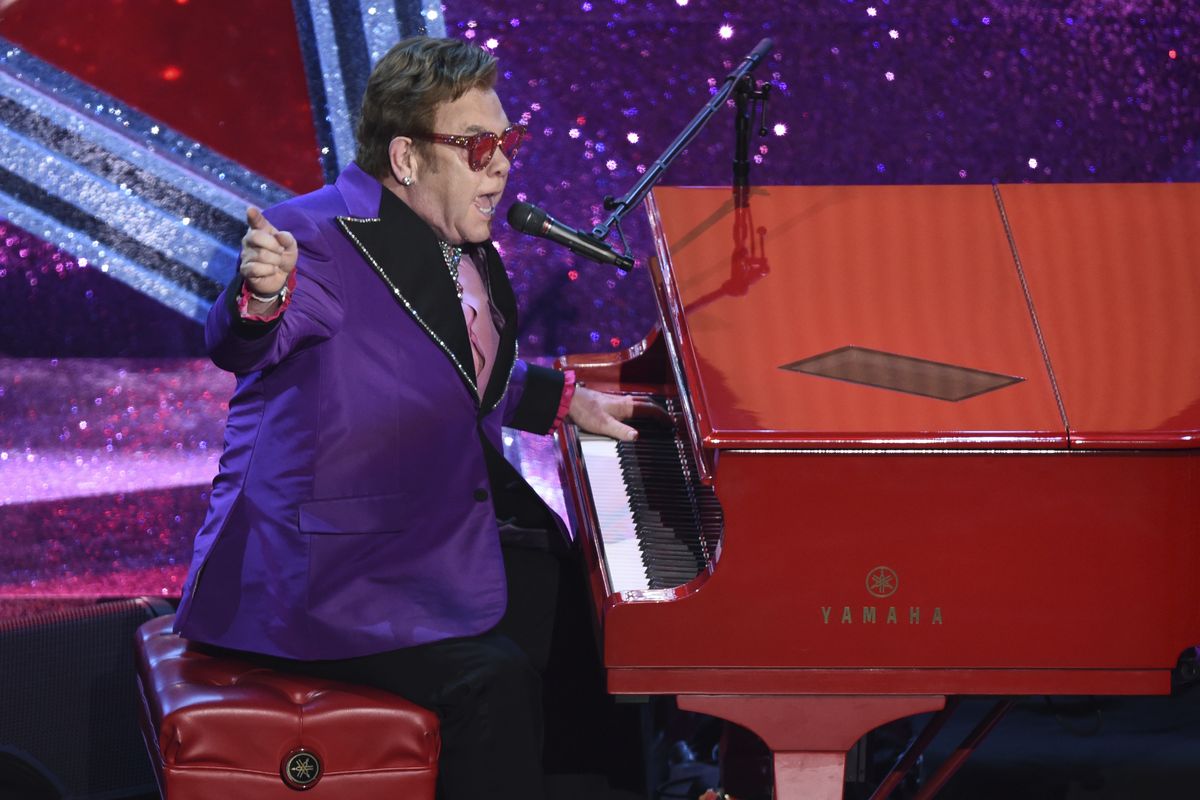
[[503, 359, 567, 434], [206, 205, 344, 374]]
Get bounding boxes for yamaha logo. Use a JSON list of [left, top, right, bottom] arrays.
[[818, 565, 944, 626], [281, 749, 322, 790], [866, 566, 898, 598]]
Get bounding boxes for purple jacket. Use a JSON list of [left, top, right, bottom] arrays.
[[174, 164, 566, 660]]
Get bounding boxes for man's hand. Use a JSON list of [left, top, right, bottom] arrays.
[[240, 207, 297, 303], [566, 385, 669, 442]]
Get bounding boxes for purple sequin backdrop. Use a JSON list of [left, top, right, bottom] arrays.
[[0, 0, 1196, 598]]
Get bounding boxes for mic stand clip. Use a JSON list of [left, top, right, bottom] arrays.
[[733, 77, 772, 209]]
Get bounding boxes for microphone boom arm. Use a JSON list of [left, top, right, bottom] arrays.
[[591, 37, 773, 240]]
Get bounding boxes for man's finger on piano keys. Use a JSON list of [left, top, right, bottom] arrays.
[[597, 393, 640, 442], [567, 386, 640, 441], [610, 420, 639, 442]]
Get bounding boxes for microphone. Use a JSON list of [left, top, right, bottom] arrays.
[[507, 202, 635, 270]]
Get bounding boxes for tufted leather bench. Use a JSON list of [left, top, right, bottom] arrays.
[[134, 615, 439, 799]]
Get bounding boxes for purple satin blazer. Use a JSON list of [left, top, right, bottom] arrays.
[[174, 164, 566, 660]]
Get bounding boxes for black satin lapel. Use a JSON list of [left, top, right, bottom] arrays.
[[477, 241, 519, 413], [336, 188, 477, 397]]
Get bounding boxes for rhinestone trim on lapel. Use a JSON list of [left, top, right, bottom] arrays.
[[487, 341, 518, 416], [336, 215, 479, 397], [472, 243, 519, 416]]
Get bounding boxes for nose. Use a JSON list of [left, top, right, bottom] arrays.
[[488, 144, 512, 178]]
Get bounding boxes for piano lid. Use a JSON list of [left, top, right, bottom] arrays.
[[645, 184, 1200, 450], [997, 183, 1200, 449]]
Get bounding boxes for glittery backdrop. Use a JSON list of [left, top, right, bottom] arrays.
[[0, 0, 1196, 599]]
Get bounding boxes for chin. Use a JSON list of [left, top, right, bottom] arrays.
[[465, 223, 493, 244]]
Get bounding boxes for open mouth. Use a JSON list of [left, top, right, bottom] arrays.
[[474, 194, 499, 218]]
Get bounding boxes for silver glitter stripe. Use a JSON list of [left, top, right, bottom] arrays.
[[0, 72, 264, 220], [359, 1, 404, 65], [0, 128, 233, 278], [336, 216, 479, 395], [0, 39, 287, 213], [306, 5, 358, 173], [0, 188, 210, 322], [420, 0, 448, 37]]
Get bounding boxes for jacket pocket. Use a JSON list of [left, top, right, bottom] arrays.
[[298, 492, 412, 534]]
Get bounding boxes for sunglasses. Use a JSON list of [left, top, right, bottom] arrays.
[[410, 124, 528, 171]]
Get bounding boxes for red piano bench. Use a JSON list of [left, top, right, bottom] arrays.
[[134, 615, 439, 799]]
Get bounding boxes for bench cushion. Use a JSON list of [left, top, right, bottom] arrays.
[[135, 615, 439, 799]]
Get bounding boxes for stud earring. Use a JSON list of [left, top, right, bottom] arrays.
[[400, 175, 414, 187]]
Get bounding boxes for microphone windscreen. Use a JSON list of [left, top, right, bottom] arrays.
[[506, 201, 545, 233]]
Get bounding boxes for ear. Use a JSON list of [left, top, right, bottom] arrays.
[[387, 136, 418, 184]]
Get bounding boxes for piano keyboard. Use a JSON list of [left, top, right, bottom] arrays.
[[576, 399, 724, 595]]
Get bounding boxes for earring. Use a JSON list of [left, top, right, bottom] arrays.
[[400, 175, 414, 187]]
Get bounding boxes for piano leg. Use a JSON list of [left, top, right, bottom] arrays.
[[677, 694, 947, 800]]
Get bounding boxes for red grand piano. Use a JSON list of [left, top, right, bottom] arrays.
[[555, 183, 1200, 798]]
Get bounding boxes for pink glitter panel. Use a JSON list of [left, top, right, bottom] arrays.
[[0, 359, 231, 597], [0, 486, 209, 597], [0, 358, 231, 501]]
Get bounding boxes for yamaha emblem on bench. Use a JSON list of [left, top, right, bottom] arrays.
[[282, 748, 322, 790]]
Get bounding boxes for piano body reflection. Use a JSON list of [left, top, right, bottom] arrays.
[[555, 184, 1200, 799]]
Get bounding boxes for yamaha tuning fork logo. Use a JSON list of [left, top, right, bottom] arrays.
[[819, 566, 944, 627], [866, 565, 899, 598], [281, 749, 322, 790]]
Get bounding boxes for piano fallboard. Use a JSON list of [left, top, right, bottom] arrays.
[[608, 449, 1198, 679]]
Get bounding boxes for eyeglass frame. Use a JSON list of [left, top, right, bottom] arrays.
[[407, 123, 528, 171]]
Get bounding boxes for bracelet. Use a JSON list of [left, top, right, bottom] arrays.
[[249, 285, 288, 304]]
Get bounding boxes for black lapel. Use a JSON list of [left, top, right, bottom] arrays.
[[474, 241, 519, 413], [336, 188, 478, 398]]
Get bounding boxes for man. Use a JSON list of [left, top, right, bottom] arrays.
[[174, 36, 642, 798]]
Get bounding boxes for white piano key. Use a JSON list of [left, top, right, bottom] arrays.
[[579, 435, 651, 593]]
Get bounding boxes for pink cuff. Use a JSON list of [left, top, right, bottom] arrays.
[[237, 270, 297, 322], [550, 370, 577, 434]]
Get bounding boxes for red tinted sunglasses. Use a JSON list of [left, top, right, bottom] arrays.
[[410, 123, 528, 171]]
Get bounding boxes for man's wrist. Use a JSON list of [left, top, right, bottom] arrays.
[[237, 271, 296, 324], [248, 284, 288, 304]]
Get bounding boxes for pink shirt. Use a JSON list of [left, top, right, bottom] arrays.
[[457, 251, 575, 427], [457, 251, 502, 395]]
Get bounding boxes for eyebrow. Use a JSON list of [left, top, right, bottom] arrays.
[[462, 123, 512, 134]]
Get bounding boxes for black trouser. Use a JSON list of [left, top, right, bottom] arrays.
[[273, 623, 545, 798], [227, 540, 594, 800]]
